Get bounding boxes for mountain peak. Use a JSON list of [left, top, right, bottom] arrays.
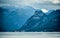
[[34, 9, 44, 15]]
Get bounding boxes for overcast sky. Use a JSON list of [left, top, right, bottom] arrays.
[[0, 0, 60, 10]]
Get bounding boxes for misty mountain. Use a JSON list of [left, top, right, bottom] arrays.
[[0, 5, 60, 32], [0, 6, 35, 31]]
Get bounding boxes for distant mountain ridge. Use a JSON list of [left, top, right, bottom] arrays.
[[0, 6, 35, 32]]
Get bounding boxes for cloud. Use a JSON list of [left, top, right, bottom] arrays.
[[50, 0, 60, 4], [41, 9, 48, 13], [0, 0, 60, 5], [0, 0, 60, 10]]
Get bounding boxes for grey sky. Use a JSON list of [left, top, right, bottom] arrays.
[[0, 0, 60, 10]]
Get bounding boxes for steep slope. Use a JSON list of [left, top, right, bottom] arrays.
[[18, 10, 47, 32], [0, 6, 35, 32], [18, 9, 60, 32]]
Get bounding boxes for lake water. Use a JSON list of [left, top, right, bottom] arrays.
[[0, 32, 60, 38]]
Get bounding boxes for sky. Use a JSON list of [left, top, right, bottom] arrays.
[[0, 0, 60, 10]]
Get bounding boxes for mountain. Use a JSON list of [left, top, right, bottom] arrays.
[[0, 6, 35, 32], [30, 9, 60, 32], [44, 9, 60, 32], [18, 9, 47, 32], [45, 10, 55, 15], [18, 9, 60, 32], [0, 5, 60, 32]]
